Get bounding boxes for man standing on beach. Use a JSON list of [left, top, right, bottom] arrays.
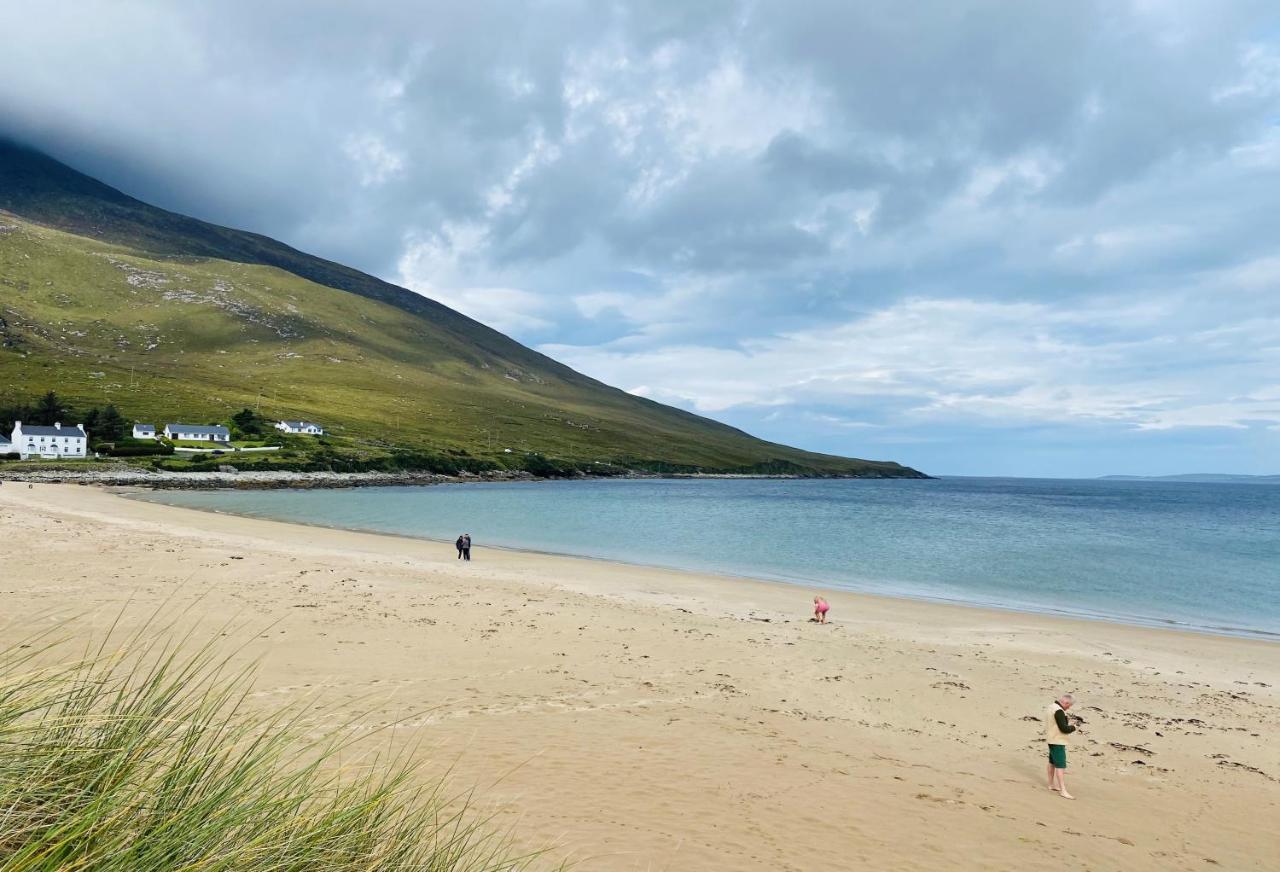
[[455, 535, 465, 559], [1046, 693, 1079, 799], [462, 533, 472, 562]]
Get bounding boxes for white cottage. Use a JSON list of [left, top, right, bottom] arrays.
[[0, 434, 11, 456], [275, 420, 324, 435], [11, 421, 88, 460], [164, 423, 230, 442], [133, 423, 157, 439]]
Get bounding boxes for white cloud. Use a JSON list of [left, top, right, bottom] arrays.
[[1052, 224, 1193, 269], [396, 221, 553, 333], [659, 56, 822, 158], [572, 291, 635, 319], [342, 133, 405, 187], [544, 293, 1280, 431], [1220, 256, 1280, 291], [1215, 43, 1280, 101], [422, 286, 554, 334]]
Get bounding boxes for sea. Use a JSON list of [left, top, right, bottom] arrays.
[[139, 477, 1280, 640]]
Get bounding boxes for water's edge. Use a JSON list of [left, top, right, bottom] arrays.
[[126, 486, 1280, 643]]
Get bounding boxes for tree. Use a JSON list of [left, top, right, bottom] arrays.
[[231, 407, 267, 437], [33, 391, 67, 426], [82, 407, 101, 436], [97, 405, 126, 442], [0, 402, 33, 434]]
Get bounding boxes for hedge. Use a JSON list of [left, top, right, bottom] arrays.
[[102, 444, 175, 457], [149, 451, 498, 475]]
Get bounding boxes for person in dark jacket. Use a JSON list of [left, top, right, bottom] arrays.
[[1045, 693, 1080, 799], [462, 533, 472, 562], [455, 535, 465, 559]]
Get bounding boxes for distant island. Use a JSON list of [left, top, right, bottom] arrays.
[[1099, 473, 1280, 484]]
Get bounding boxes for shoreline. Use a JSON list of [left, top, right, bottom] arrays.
[[0, 465, 932, 489], [2, 483, 1277, 870], [11, 481, 1277, 657], [129, 484, 1280, 644]]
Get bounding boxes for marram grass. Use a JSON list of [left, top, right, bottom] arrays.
[[0, 628, 542, 871]]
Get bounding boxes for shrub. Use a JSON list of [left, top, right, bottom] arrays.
[[0, 629, 537, 871], [615, 458, 704, 475], [519, 454, 585, 478], [231, 407, 271, 437], [149, 451, 503, 476], [102, 442, 175, 457]]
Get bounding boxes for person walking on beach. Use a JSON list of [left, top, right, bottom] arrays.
[[462, 533, 472, 562], [1045, 693, 1079, 799], [455, 535, 465, 559], [812, 596, 829, 623]]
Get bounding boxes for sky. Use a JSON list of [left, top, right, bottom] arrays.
[[2, 1, 1278, 477]]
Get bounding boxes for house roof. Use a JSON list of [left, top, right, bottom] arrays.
[[134, 423, 156, 431], [0, 435, 10, 446], [165, 423, 230, 436], [281, 420, 321, 428], [17, 424, 87, 438]]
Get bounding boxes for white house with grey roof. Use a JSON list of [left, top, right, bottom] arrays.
[[133, 423, 157, 439], [11, 421, 88, 460], [0, 433, 11, 455], [275, 420, 324, 435], [164, 423, 230, 442]]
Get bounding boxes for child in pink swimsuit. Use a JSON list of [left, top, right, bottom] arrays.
[[813, 596, 830, 623]]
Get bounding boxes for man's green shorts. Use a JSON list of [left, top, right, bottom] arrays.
[[1048, 744, 1068, 769]]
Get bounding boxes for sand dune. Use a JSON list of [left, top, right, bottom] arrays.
[[1, 483, 1276, 870]]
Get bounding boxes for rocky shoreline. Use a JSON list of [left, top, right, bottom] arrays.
[[0, 466, 932, 489], [0, 459, 932, 489], [0, 467, 538, 490]]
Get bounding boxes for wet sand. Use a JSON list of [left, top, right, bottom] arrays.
[[1, 483, 1277, 869]]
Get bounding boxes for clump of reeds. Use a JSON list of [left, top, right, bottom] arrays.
[[0, 626, 538, 870]]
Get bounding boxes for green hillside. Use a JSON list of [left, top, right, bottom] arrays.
[[0, 141, 924, 477]]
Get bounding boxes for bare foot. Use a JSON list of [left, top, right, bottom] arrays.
[[1058, 791, 1075, 800]]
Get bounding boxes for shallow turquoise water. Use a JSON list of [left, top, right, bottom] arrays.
[[140, 477, 1280, 639]]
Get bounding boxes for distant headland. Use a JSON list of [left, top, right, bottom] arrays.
[[1099, 473, 1280, 484]]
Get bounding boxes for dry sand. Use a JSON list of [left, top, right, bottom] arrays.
[[1, 483, 1277, 870]]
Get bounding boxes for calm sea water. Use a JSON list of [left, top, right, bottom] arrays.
[[140, 477, 1280, 639]]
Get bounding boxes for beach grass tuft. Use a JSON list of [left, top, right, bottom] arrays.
[[0, 626, 539, 871]]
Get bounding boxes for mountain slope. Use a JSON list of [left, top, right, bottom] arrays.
[[0, 140, 924, 477]]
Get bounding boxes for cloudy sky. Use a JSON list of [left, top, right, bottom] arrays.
[[3, 1, 1279, 476]]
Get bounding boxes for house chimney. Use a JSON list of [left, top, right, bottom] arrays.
[[54, 422, 61, 430]]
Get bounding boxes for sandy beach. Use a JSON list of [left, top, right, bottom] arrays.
[[1, 483, 1277, 870]]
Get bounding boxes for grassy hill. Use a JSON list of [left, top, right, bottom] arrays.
[[0, 140, 924, 477]]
